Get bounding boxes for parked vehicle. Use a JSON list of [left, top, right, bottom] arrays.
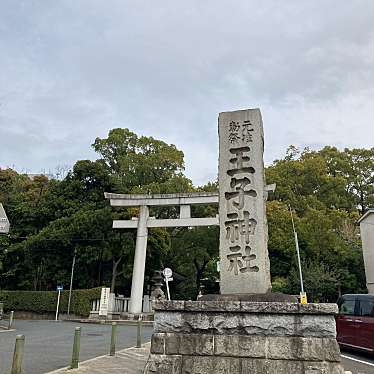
[[336, 294, 374, 353]]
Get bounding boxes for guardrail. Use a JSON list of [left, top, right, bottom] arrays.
[[91, 296, 152, 314]]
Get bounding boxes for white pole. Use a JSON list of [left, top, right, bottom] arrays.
[[129, 205, 149, 314], [55, 290, 61, 321], [290, 207, 305, 294], [165, 279, 171, 301], [67, 252, 76, 317]]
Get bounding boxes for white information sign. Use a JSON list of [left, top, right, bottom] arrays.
[[0, 204, 10, 234], [99, 287, 110, 316], [163, 268, 173, 279], [162, 268, 173, 300]]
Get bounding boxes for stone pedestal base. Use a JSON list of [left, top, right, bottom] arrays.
[[145, 301, 345, 374]]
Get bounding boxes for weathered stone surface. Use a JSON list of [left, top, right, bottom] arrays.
[[153, 300, 186, 311], [165, 333, 214, 356], [153, 300, 338, 315], [184, 300, 241, 312], [144, 354, 182, 374], [151, 333, 341, 363], [299, 303, 338, 315], [181, 356, 240, 374], [218, 109, 271, 294], [154, 311, 336, 337], [200, 292, 297, 303], [150, 333, 165, 354], [267, 337, 341, 362], [214, 335, 266, 358]]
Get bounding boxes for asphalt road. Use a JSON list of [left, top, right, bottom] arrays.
[[340, 349, 374, 374], [0, 320, 153, 374]]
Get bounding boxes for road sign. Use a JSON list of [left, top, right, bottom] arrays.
[[162, 268, 173, 301], [0, 203, 10, 234], [163, 268, 173, 279], [55, 286, 63, 321]]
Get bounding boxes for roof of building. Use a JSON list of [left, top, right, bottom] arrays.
[[358, 209, 374, 224]]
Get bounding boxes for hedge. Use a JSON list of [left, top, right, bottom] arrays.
[[0, 287, 102, 317]]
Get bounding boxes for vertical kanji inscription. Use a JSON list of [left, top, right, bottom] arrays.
[[219, 109, 271, 294]]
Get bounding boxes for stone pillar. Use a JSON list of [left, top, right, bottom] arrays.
[[218, 109, 271, 294], [129, 205, 149, 314], [359, 210, 374, 293]]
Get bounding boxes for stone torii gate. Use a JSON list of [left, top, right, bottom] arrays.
[[104, 192, 219, 314]]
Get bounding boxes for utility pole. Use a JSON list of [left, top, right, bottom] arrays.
[[67, 249, 76, 317], [289, 206, 307, 304]]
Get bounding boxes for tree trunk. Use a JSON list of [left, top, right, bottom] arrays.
[[111, 257, 122, 293], [194, 259, 209, 298]]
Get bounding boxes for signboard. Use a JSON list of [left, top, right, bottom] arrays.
[[163, 268, 173, 279], [162, 268, 173, 300], [99, 287, 110, 316], [0, 203, 10, 234], [57, 285, 63, 291]]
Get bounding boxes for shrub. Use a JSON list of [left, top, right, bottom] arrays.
[[0, 287, 101, 317]]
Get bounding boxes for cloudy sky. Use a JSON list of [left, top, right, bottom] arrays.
[[1, 1, 373, 185]]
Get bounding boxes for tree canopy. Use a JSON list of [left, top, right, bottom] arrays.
[[0, 131, 371, 302]]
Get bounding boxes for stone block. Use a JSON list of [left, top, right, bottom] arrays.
[[184, 300, 241, 312], [214, 335, 266, 358], [240, 301, 299, 314], [166, 333, 214, 356], [153, 300, 185, 311], [182, 356, 240, 374], [322, 338, 341, 362], [299, 303, 338, 315], [240, 358, 268, 372], [266, 359, 305, 373], [266, 337, 341, 362], [150, 333, 165, 354], [144, 354, 182, 374], [153, 300, 339, 315], [155, 311, 336, 338]]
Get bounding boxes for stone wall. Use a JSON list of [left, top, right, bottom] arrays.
[[145, 301, 345, 374]]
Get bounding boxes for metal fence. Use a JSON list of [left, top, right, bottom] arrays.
[[91, 296, 152, 315]]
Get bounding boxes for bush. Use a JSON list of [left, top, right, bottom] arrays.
[[0, 287, 101, 317]]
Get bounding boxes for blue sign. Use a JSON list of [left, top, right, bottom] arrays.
[[57, 285, 63, 291]]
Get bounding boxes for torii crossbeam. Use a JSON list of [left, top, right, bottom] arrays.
[[104, 192, 219, 313]]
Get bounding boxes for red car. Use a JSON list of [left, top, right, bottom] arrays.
[[336, 294, 374, 354]]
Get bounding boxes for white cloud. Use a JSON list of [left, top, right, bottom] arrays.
[[1, 0, 374, 185]]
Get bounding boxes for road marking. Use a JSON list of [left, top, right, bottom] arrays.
[[341, 354, 374, 367]]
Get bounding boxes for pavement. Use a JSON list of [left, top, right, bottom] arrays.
[[0, 320, 153, 374], [45, 343, 151, 374]]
